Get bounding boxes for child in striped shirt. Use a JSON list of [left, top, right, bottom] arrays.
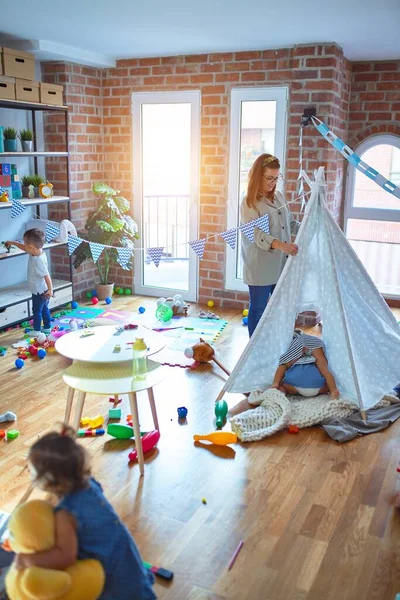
[[271, 329, 339, 399]]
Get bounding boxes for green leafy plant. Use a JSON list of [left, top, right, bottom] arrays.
[[31, 174, 44, 187], [21, 175, 34, 186], [3, 127, 17, 140], [73, 182, 139, 285], [18, 129, 34, 141]]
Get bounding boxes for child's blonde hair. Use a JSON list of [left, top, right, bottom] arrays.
[[29, 425, 91, 496]]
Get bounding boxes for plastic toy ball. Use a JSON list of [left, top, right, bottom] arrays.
[[71, 301, 78, 309], [117, 288, 124, 295], [105, 297, 112, 305], [207, 300, 215, 308], [243, 316, 248, 325], [91, 289, 97, 297], [124, 289, 132, 295], [15, 358, 25, 369], [85, 291, 92, 299], [37, 348, 47, 359], [138, 306, 146, 314], [91, 297, 99, 305], [243, 308, 249, 317]]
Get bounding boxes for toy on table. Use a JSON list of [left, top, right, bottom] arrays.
[[37, 348, 46, 359], [155, 303, 173, 323], [81, 415, 104, 430], [107, 423, 146, 439], [0, 345, 7, 356], [15, 358, 24, 369], [184, 338, 231, 376], [4, 500, 105, 600], [128, 430, 160, 462], [215, 400, 228, 428], [6, 430, 19, 440], [0, 430, 6, 438], [193, 431, 237, 446]]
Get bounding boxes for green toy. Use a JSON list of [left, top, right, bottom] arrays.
[[124, 288, 132, 295], [107, 423, 146, 439], [7, 429, 20, 440], [108, 408, 122, 419], [155, 304, 173, 323], [85, 291, 92, 299], [117, 288, 124, 295], [215, 400, 228, 429]]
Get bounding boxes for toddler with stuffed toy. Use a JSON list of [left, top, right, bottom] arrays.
[[11, 426, 156, 600]]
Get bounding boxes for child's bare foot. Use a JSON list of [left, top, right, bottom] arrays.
[[330, 389, 339, 400]]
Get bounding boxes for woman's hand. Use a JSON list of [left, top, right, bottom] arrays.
[[272, 240, 298, 256]]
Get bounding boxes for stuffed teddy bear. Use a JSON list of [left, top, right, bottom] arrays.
[[5, 500, 105, 600]]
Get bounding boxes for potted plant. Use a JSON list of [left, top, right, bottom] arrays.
[[19, 129, 34, 152], [3, 127, 17, 152], [73, 182, 139, 299], [21, 174, 44, 198]]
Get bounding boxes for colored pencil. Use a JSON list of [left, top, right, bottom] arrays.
[[228, 540, 244, 570]]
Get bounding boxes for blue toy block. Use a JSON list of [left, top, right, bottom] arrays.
[[109, 408, 122, 419], [0, 164, 11, 176]]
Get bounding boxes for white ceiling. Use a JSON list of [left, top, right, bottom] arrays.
[[1, 0, 399, 67]]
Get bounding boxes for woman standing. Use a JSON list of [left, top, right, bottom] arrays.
[[241, 154, 299, 337]]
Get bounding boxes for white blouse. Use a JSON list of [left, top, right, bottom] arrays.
[[240, 191, 299, 286]]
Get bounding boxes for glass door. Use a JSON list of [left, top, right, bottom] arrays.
[[132, 91, 200, 301]]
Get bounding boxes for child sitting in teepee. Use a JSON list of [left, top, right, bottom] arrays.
[[270, 329, 339, 400]]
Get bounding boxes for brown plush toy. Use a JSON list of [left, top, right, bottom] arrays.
[[184, 338, 230, 375]]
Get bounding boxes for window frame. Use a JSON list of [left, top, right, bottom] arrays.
[[225, 86, 289, 292]]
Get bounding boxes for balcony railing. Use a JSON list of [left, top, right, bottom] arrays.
[[143, 194, 189, 263]]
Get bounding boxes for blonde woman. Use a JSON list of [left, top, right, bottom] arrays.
[[241, 154, 299, 336]]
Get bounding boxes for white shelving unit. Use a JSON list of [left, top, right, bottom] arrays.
[[0, 98, 73, 328]]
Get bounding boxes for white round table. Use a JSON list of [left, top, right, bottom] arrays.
[[55, 325, 165, 363], [55, 325, 166, 475]]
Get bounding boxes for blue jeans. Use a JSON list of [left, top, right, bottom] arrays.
[[248, 284, 276, 337], [32, 293, 51, 331]]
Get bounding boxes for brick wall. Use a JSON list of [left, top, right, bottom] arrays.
[[349, 60, 400, 146], [42, 63, 104, 296], [102, 43, 351, 307], [41, 44, 356, 306]]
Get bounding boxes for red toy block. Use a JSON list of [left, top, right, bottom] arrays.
[[288, 425, 299, 434]]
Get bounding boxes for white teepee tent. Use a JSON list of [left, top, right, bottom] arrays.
[[222, 167, 400, 412]]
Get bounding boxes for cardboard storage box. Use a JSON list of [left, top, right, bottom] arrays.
[[2, 47, 35, 81], [0, 75, 16, 100], [16, 79, 40, 103], [39, 82, 64, 106]]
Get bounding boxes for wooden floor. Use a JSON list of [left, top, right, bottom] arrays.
[[1, 298, 399, 600]]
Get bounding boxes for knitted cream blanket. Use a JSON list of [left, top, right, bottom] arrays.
[[229, 388, 398, 442]]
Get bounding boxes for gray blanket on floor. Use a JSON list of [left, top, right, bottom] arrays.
[[321, 403, 400, 442]]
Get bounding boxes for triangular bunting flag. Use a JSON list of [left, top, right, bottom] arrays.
[[240, 221, 255, 243], [220, 228, 237, 250], [255, 214, 270, 234], [11, 199, 26, 219], [147, 247, 164, 268], [45, 222, 60, 243], [89, 242, 104, 263], [189, 238, 206, 260], [117, 247, 133, 270], [67, 235, 83, 255]]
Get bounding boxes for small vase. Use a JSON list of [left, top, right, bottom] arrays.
[[21, 140, 33, 152], [22, 186, 30, 198], [4, 139, 17, 152], [96, 283, 114, 300]]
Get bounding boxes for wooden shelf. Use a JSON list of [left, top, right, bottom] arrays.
[[0, 195, 70, 210], [0, 151, 68, 157], [0, 242, 67, 261], [0, 98, 68, 111], [0, 279, 72, 309]]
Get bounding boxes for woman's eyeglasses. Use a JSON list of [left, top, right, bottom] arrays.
[[263, 174, 282, 184]]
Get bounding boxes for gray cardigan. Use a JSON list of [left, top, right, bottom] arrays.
[[240, 191, 299, 286]]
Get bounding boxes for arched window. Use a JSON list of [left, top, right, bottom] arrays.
[[345, 135, 400, 300]]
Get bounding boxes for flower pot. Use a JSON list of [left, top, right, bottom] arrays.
[[21, 140, 33, 152], [96, 283, 114, 300], [4, 139, 17, 152], [22, 186, 30, 198]]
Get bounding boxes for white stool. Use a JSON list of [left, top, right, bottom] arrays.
[[63, 360, 164, 475]]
